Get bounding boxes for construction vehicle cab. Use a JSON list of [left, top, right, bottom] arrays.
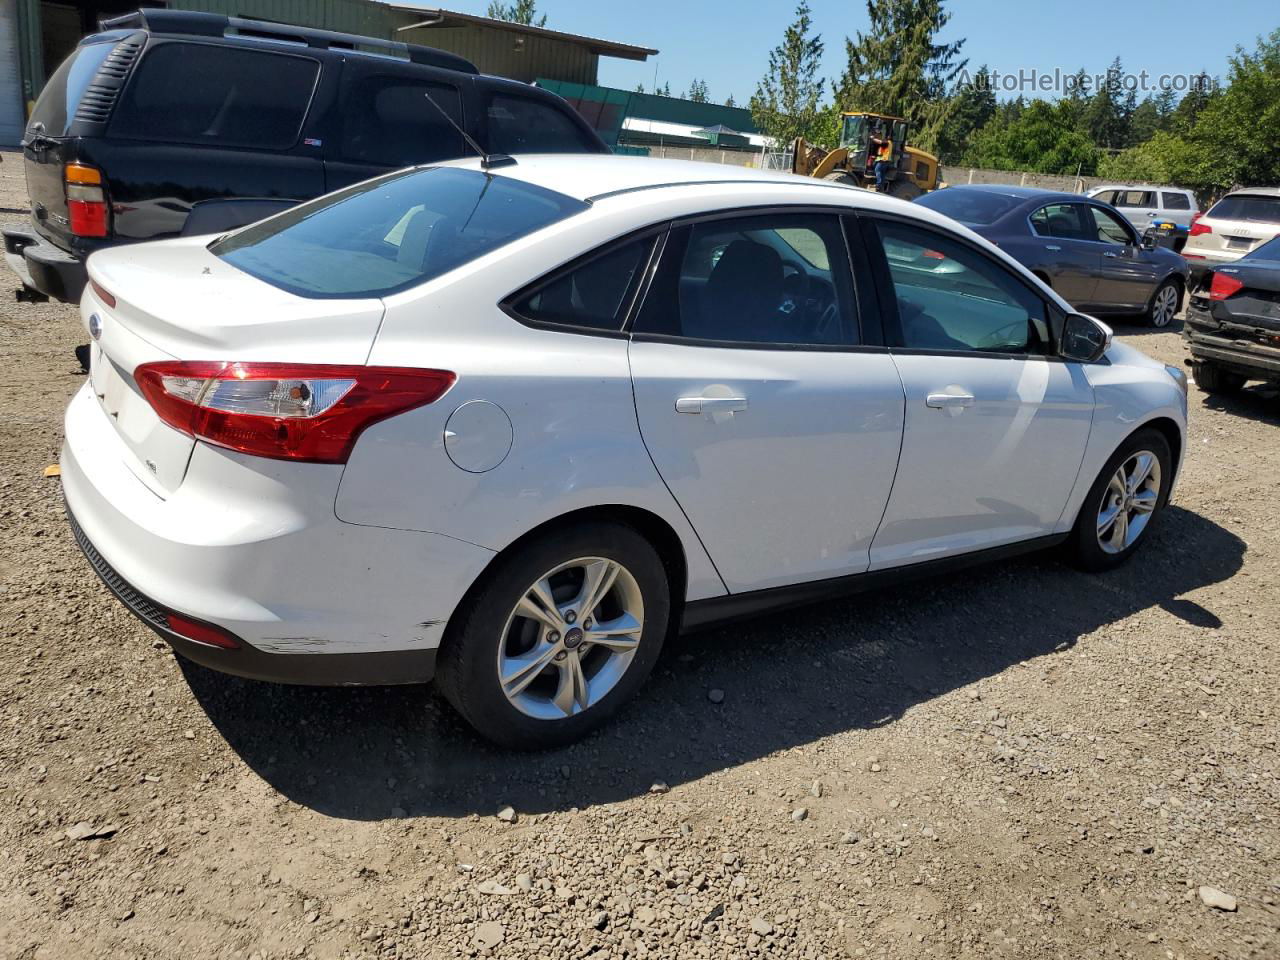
[[792, 112, 938, 200]]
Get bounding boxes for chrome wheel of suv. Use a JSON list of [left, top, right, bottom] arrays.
[[497, 558, 645, 720]]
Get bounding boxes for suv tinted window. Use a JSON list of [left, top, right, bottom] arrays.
[[512, 238, 652, 332], [634, 214, 859, 347], [1207, 194, 1280, 224], [212, 167, 585, 299], [485, 94, 598, 154], [109, 43, 319, 149], [28, 38, 118, 135], [338, 77, 464, 167], [1161, 192, 1191, 210], [876, 220, 1048, 355]]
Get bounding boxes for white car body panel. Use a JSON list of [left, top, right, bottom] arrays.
[[60, 155, 1189, 677], [870, 354, 1094, 567]]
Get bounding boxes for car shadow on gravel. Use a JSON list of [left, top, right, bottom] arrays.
[[180, 505, 1243, 821], [1197, 384, 1280, 424]]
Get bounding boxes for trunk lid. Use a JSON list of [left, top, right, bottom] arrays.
[[84, 237, 385, 496]]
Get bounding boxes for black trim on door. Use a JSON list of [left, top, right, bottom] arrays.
[[681, 533, 1069, 632]]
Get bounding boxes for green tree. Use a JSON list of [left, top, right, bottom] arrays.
[[933, 64, 995, 162], [1128, 95, 1162, 144], [960, 99, 1100, 175], [686, 79, 710, 103], [833, 0, 967, 151], [750, 2, 827, 146], [485, 0, 546, 27], [657, 82, 671, 98], [724, 93, 738, 108], [634, 83, 645, 94], [1084, 57, 1130, 149]]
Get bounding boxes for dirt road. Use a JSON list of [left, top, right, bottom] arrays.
[[1, 152, 1277, 959]]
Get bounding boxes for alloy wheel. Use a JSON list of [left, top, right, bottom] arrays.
[[1096, 450, 1162, 554], [1151, 284, 1178, 327], [497, 557, 644, 720]]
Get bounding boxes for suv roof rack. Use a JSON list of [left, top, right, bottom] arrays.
[[98, 9, 478, 74]]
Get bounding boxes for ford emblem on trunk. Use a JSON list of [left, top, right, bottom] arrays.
[[88, 313, 102, 341]]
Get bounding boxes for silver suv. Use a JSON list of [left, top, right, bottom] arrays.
[[1181, 187, 1280, 279], [1088, 185, 1199, 250]]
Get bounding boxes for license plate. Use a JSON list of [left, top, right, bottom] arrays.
[[1225, 236, 1253, 250]]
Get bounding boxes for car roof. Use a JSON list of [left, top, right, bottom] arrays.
[[938, 183, 1083, 205], [435, 154, 828, 203], [1091, 184, 1187, 193], [1220, 186, 1280, 198]]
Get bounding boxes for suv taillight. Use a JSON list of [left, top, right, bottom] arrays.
[[1208, 272, 1244, 301], [1188, 212, 1211, 237], [135, 362, 456, 463], [65, 163, 109, 238]]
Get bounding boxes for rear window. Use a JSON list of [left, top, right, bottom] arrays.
[[27, 38, 119, 136], [485, 94, 599, 154], [1161, 192, 1192, 210], [1207, 194, 1280, 224], [1114, 190, 1155, 208], [211, 167, 586, 299], [338, 77, 465, 167], [109, 42, 319, 149], [914, 189, 1023, 225]]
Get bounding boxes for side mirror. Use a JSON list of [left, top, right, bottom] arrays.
[[1060, 313, 1112, 363]]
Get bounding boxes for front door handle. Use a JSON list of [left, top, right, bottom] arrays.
[[926, 392, 975, 409], [1103, 251, 1120, 258], [675, 396, 748, 415], [1044, 244, 1062, 251]]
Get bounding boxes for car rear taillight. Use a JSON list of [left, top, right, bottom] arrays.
[[1188, 213, 1211, 237], [1208, 272, 1244, 301], [65, 163, 109, 238], [134, 362, 456, 463]]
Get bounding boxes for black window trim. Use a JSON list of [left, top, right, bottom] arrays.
[[108, 37, 324, 153], [498, 224, 667, 339], [625, 203, 884, 353], [858, 210, 1067, 361], [1027, 201, 1091, 243]]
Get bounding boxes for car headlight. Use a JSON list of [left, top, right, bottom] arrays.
[[1165, 364, 1188, 394]]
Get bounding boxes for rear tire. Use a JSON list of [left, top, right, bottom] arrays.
[[1066, 428, 1172, 572], [823, 171, 858, 186], [1146, 278, 1181, 327], [435, 521, 670, 749], [1194, 362, 1246, 395]]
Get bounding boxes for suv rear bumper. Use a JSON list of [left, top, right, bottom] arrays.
[[3, 226, 88, 302]]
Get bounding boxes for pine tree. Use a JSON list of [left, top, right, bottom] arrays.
[[750, 2, 826, 146], [634, 83, 645, 94], [686, 79, 710, 103], [657, 82, 671, 98], [486, 0, 546, 27], [724, 94, 738, 108], [1085, 58, 1128, 149], [933, 64, 995, 162]]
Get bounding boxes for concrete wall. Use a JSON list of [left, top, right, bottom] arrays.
[[642, 144, 763, 168], [939, 166, 1170, 195]]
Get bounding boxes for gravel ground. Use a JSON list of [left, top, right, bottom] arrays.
[[1, 150, 1277, 960]]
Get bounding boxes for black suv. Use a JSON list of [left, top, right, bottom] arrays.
[[3, 9, 607, 303]]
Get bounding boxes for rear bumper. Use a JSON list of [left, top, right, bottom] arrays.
[[60, 382, 497, 686], [2, 225, 88, 302], [1181, 247, 1241, 281]]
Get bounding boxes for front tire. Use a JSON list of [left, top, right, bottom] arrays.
[[1194, 362, 1246, 395], [1067, 428, 1172, 572], [435, 521, 670, 749], [887, 179, 923, 201], [1146, 278, 1181, 327]]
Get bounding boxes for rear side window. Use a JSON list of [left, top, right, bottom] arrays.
[[27, 38, 118, 135], [109, 43, 319, 149], [1092, 190, 1116, 204], [485, 95, 598, 154], [1207, 194, 1280, 224], [511, 238, 652, 332], [1161, 192, 1191, 210], [211, 167, 586, 299], [913, 189, 1023, 225], [1114, 190, 1155, 208], [338, 78, 464, 167]]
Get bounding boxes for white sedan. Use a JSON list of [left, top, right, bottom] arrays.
[[62, 156, 1188, 747]]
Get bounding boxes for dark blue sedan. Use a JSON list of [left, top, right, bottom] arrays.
[[915, 185, 1191, 327]]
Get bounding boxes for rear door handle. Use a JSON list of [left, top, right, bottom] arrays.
[[926, 392, 975, 409], [675, 396, 748, 415]]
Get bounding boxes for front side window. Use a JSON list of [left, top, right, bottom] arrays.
[[1161, 192, 1192, 211], [485, 95, 598, 154], [1088, 206, 1135, 245], [634, 213, 859, 347], [109, 43, 319, 149], [511, 238, 652, 332], [875, 220, 1049, 355], [1029, 203, 1087, 240], [338, 78, 464, 167], [212, 167, 585, 298]]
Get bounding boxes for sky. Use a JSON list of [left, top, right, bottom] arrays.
[[394, 1, 1279, 104]]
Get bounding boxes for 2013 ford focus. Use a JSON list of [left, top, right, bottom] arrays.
[[62, 157, 1189, 747]]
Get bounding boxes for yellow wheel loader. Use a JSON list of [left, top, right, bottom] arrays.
[[792, 112, 939, 200]]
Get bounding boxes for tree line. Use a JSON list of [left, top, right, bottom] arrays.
[[749, 1, 1280, 193]]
